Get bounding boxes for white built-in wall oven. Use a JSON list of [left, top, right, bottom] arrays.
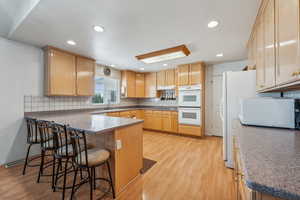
[[178, 85, 202, 126]]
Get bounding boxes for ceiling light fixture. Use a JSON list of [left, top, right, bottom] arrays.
[[136, 45, 191, 64], [208, 21, 219, 28], [140, 68, 145, 70], [110, 64, 115, 67], [216, 53, 224, 57], [163, 64, 168, 66], [94, 25, 104, 32], [67, 40, 76, 46]]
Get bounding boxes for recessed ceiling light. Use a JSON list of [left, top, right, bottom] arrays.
[[216, 53, 223, 57], [208, 21, 219, 28], [67, 40, 76, 45], [110, 64, 115, 67], [140, 68, 145, 70], [94, 25, 104, 32], [163, 64, 168, 66]]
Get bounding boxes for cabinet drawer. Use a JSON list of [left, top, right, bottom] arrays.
[[178, 124, 201, 136]]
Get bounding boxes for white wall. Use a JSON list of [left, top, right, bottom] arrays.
[[0, 36, 43, 164]]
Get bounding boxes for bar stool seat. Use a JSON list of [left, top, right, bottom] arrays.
[[56, 143, 95, 157], [75, 148, 110, 167]]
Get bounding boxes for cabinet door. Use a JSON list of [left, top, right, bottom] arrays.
[[145, 72, 157, 98], [135, 73, 145, 98], [107, 112, 120, 117], [165, 69, 175, 87], [76, 57, 95, 96], [152, 111, 162, 130], [120, 111, 132, 118], [157, 71, 166, 89], [178, 64, 190, 86], [162, 111, 172, 132], [144, 110, 153, 129], [256, 17, 266, 90], [276, 0, 300, 85], [190, 63, 203, 85], [122, 71, 136, 97], [47, 49, 76, 95], [171, 112, 178, 133], [264, 0, 276, 89], [136, 110, 144, 119]]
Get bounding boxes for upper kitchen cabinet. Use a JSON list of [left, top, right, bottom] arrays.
[[145, 72, 157, 98], [256, 15, 266, 91], [276, 0, 300, 86], [135, 73, 145, 98], [165, 69, 175, 87], [263, 0, 276, 89], [178, 64, 189, 86], [249, 0, 300, 92], [76, 57, 95, 96], [157, 70, 166, 89], [45, 47, 76, 96], [44, 46, 95, 96], [178, 62, 205, 86], [121, 70, 136, 98]]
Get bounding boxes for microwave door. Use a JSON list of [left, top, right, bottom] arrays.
[[179, 91, 201, 107]]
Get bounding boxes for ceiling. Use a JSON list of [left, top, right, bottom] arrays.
[[1, 0, 260, 71]]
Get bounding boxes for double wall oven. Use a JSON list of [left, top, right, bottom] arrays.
[[178, 85, 202, 126]]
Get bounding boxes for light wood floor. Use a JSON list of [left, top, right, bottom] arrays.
[[0, 131, 235, 200]]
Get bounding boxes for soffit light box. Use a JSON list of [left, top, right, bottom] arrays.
[[136, 45, 191, 64]]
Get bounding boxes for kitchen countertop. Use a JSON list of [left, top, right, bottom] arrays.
[[237, 122, 300, 200], [25, 110, 143, 134], [90, 106, 178, 114]]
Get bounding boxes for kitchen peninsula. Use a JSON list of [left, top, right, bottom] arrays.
[[25, 110, 144, 196]]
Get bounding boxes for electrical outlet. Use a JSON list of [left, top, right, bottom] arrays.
[[116, 140, 122, 150]]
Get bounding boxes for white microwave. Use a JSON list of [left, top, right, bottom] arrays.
[[239, 98, 297, 129], [178, 85, 202, 107]]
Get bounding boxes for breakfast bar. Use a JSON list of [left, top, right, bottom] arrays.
[[25, 110, 144, 197]]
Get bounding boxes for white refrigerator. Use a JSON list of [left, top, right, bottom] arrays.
[[220, 70, 257, 168]]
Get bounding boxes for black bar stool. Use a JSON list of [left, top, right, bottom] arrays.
[[23, 118, 42, 175], [36, 120, 57, 188], [52, 123, 96, 200], [69, 128, 115, 200]]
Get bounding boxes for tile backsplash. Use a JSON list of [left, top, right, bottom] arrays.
[[138, 98, 177, 107], [24, 95, 138, 112]]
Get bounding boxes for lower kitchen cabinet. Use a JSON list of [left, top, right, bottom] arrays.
[[152, 111, 163, 130], [162, 111, 172, 132], [178, 124, 202, 136], [107, 112, 120, 117]]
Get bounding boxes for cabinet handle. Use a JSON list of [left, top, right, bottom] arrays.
[[292, 72, 300, 76]]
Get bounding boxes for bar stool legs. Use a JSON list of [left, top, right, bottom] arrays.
[[22, 144, 33, 175], [106, 161, 115, 199]]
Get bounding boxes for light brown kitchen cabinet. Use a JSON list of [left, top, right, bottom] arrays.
[[107, 112, 120, 117], [135, 73, 145, 98], [157, 71, 166, 89], [275, 0, 300, 86], [145, 72, 157, 98], [190, 63, 203, 85], [76, 57, 95, 96], [119, 111, 132, 118], [263, 0, 276, 89], [256, 16, 266, 90], [143, 110, 153, 129], [171, 112, 178, 133], [178, 62, 205, 86], [44, 46, 95, 96], [45, 48, 76, 96], [165, 69, 175, 87], [178, 124, 202, 137], [178, 64, 190, 86], [152, 111, 163, 130], [121, 71, 136, 98], [162, 111, 172, 132], [136, 110, 144, 119]]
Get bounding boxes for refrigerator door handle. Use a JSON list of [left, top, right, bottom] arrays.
[[219, 99, 224, 121]]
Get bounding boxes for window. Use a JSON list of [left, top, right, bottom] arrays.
[[92, 77, 120, 104]]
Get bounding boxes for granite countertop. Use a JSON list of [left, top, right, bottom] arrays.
[[90, 106, 178, 114], [237, 122, 300, 200], [25, 111, 143, 134]]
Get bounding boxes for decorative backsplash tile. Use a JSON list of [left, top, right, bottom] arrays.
[[138, 98, 178, 107], [24, 95, 138, 112]]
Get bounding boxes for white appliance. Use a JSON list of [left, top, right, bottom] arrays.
[[239, 98, 295, 129], [220, 70, 257, 168], [178, 85, 202, 107], [178, 107, 201, 125]]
